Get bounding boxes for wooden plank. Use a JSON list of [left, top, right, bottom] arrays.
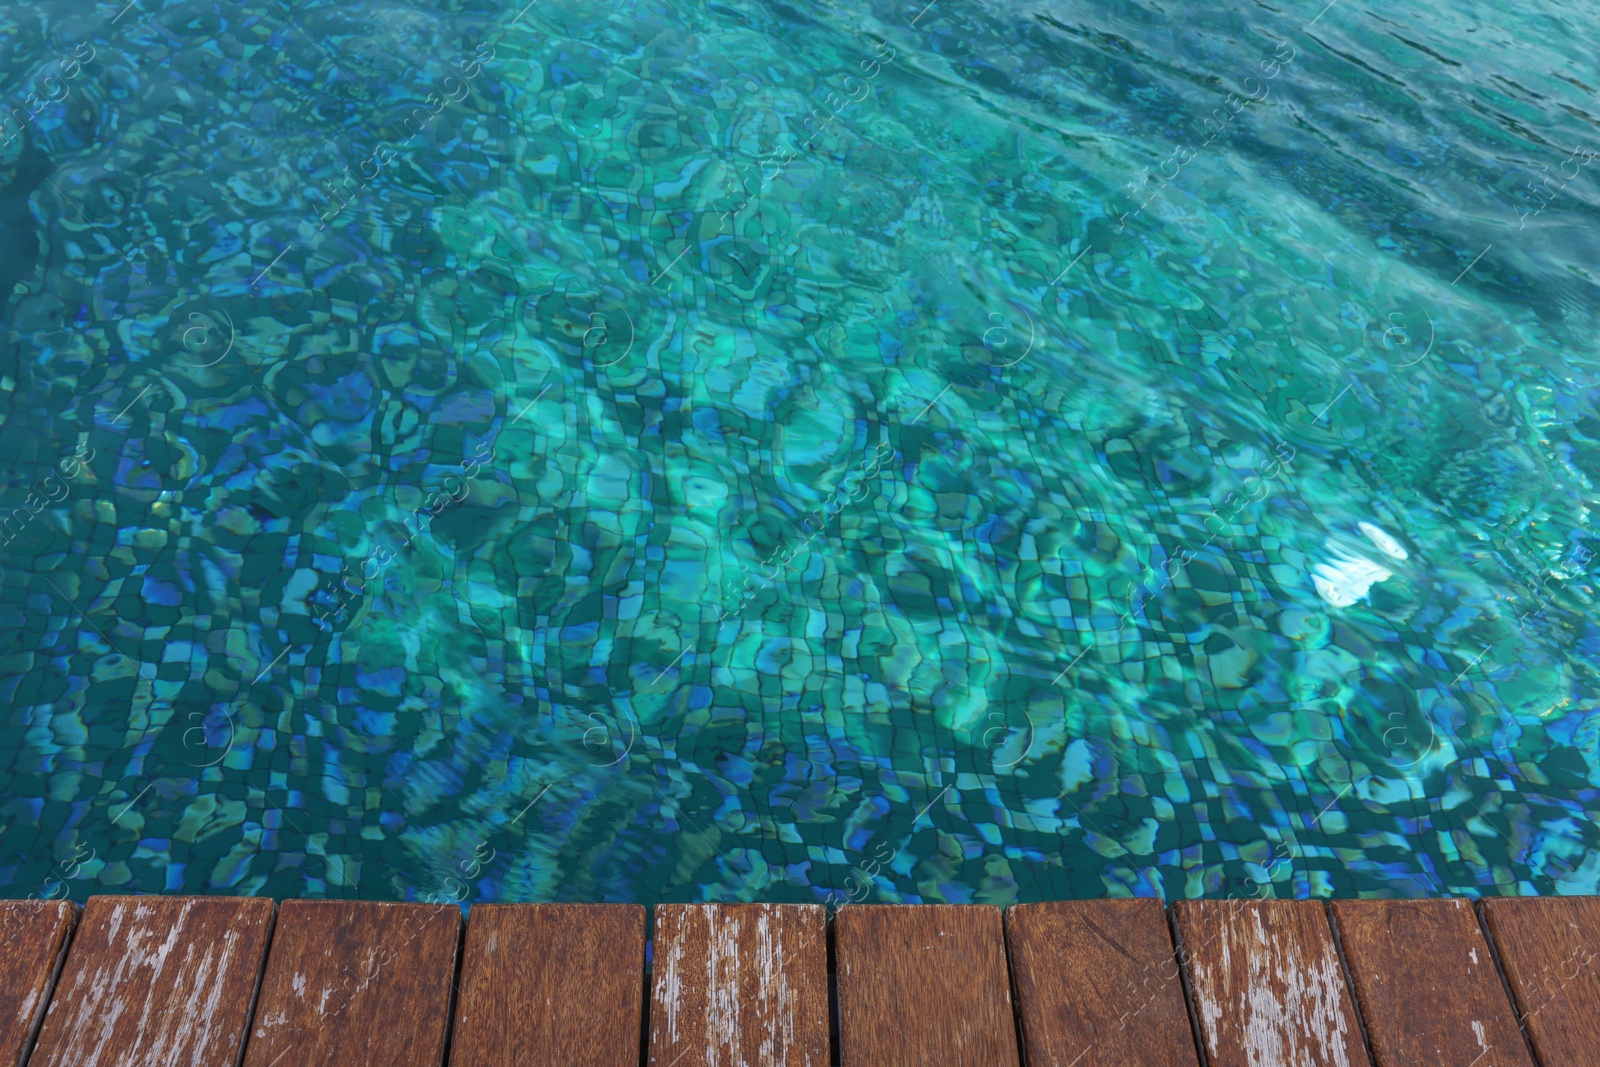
[[1007, 899, 1197, 1067], [835, 903, 1020, 1067], [1172, 899, 1370, 1067], [241, 899, 460, 1067], [450, 903, 645, 1067], [0, 900, 77, 1067], [1481, 898, 1600, 1067], [1331, 898, 1534, 1067], [29, 895, 273, 1067], [647, 903, 828, 1067]]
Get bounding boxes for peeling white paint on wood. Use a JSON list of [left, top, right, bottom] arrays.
[[12, 980, 45, 1049], [655, 909, 688, 1051], [1190, 907, 1359, 1067], [653, 904, 822, 1067], [1471, 1019, 1491, 1060], [704, 908, 743, 1065], [38, 899, 263, 1067]]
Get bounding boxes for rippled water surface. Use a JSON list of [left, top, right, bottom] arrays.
[[3, 0, 1599, 904]]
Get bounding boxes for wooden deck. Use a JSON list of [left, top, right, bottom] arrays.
[[1, 896, 1595, 1065]]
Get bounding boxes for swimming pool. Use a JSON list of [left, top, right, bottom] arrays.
[[2, 0, 1597, 906]]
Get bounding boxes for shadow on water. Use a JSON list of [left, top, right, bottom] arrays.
[[0, 128, 52, 325]]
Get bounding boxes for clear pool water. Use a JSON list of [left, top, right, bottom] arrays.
[[2, 0, 1598, 906]]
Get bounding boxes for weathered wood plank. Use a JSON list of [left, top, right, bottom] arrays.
[[1331, 898, 1533, 1067], [835, 903, 1019, 1067], [1007, 899, 1197, 1067], [0, 900, 76, 1067], [450, 903, 645, 1067], [1478, 898, 1600, 1067], [1172, 899, 1370, 1067], [29, 896, 273, 1067], [241, 899, 460, 1067], [647, 903, 828, 1067]]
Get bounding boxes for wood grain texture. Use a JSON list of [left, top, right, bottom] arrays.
[[1007, 899, 1197, 1067], [241, 899, 460, 1067], [450, 903, 645, 1067], [1331, 898, 1533, 1067], [647, 903, 828, 1067], [0, 900, 76, 1067], [835, 904, 1020, 1067], [29, 896, 273, 1067], [1481, 897, 1600, 1067], [1172, 900, 1371, 1067]]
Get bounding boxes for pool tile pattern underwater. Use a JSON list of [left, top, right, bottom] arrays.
[[1, 0, 1599, 904]]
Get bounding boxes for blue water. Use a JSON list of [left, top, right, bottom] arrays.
[[2, 0, 1599, 906]]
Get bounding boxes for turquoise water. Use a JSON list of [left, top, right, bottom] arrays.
[[2, 0, 1598, 906]]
